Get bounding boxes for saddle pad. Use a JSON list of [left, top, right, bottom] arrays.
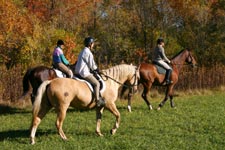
[[54, 69, 66, 78], [154, 64, 166, 74], [73, 74, 106, 95]]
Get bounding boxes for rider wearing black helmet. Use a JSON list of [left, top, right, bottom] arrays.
[[153, 38, 173, 85], [52, 39, 73, 78], [75, 36, 105, 107], [84, 37, 94, 47]]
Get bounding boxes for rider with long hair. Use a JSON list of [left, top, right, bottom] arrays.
[[75, 36, 105, 107]]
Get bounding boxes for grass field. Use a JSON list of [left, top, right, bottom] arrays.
[[0, 91, 224, 150]]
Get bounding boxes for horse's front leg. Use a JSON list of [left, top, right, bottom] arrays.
[[141, 84, 153, 110], [107, 102, 120, 135], [169, 95, 175, 108], [157, 97, 168, 110], [127, 91, 133, 112], [158, 86, 175, 110], [168, 86, 175, 108], [96, 107, 104, 136]]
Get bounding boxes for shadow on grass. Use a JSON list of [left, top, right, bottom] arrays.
[[0, 105, 31, 115], [0, 129, 29, 142], [0, 129, 57, 142]]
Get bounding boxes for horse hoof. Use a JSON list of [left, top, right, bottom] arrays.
[[110, 129, 116, 135], [62, 137, 68, 141], [30, 139, 35, 145], [149, 105, 153, 110], [96, 131, 104, 137], [157, 107, 161, 111], [127, 106, 132, 112]]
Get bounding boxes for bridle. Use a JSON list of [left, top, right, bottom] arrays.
[[172, 50, 195, 66], [187, 51, 194, 64]]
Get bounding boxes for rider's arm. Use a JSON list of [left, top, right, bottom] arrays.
[[160, 47, 170, 63], [60, 54, 70, 65], [87, 53, 98, 71]]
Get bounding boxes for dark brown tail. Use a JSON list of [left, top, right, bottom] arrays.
[[21, 68, 33, 98]]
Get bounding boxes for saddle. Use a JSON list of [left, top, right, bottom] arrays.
[[152, 61, 166, 74], [73, 74, 106, 95]]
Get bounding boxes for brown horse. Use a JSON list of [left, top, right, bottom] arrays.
[[30, 64, 139, 144], [20, 64, 75, 104], [130, 48, 197, 111]]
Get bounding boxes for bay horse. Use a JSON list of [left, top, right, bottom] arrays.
[[30, 64, 139, 144], [128, 48, 197, 111], [20, 64, 76, 104]]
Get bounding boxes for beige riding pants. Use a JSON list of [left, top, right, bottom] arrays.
[[54, 62, 73, 78], [84, 74, 100, 101]]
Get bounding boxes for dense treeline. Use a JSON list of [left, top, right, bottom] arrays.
[[0, 0, 225, 103], [0, 0, 224, 69]]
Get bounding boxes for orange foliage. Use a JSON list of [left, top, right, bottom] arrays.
[[64, 36, 77, 64], [0, 1, 32, 65], [25, 0, 53, 21]]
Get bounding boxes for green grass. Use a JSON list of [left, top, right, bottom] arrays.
[[0, 91, 224, 150]]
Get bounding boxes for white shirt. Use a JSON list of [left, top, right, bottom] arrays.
[[75, 47, 98, 78]]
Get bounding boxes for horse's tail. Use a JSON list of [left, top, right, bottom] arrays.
[[33, 80, 51, 117], [22, 68, 33, 97]]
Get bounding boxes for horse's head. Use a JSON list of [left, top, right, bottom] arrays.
[[185, 48, 197, 68]]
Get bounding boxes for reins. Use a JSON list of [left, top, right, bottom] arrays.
[[99, 67, 139, 89]]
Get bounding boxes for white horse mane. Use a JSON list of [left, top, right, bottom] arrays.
[[102, 64, 135, 80]]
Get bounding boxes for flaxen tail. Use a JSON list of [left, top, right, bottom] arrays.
[[33, 80, 51, 117]]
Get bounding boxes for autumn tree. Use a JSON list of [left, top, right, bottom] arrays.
[[0, 0, 32, 68]]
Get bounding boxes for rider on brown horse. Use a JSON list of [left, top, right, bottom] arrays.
[[153, 38, 173, 85], [52, 39, 73, 78]]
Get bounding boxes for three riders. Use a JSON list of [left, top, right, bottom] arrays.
[[52, 37, 172, 108]]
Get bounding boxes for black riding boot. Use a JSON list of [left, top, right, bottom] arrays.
[[96, 96, 106, 107], [164, 69, 173, 85]]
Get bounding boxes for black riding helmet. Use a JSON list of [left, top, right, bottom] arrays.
[[157, 38, 164, 44], [84, 37, 94, 47], [57, 39, 64, 46]]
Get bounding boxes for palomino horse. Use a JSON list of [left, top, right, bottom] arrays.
[[129, 48, 197, 111], [20, 64, 75, 104], [30, 64, 139, 144]]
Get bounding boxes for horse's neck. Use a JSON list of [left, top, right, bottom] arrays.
[[104, 65, 132, 87], [171, 50, 187, 74]]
